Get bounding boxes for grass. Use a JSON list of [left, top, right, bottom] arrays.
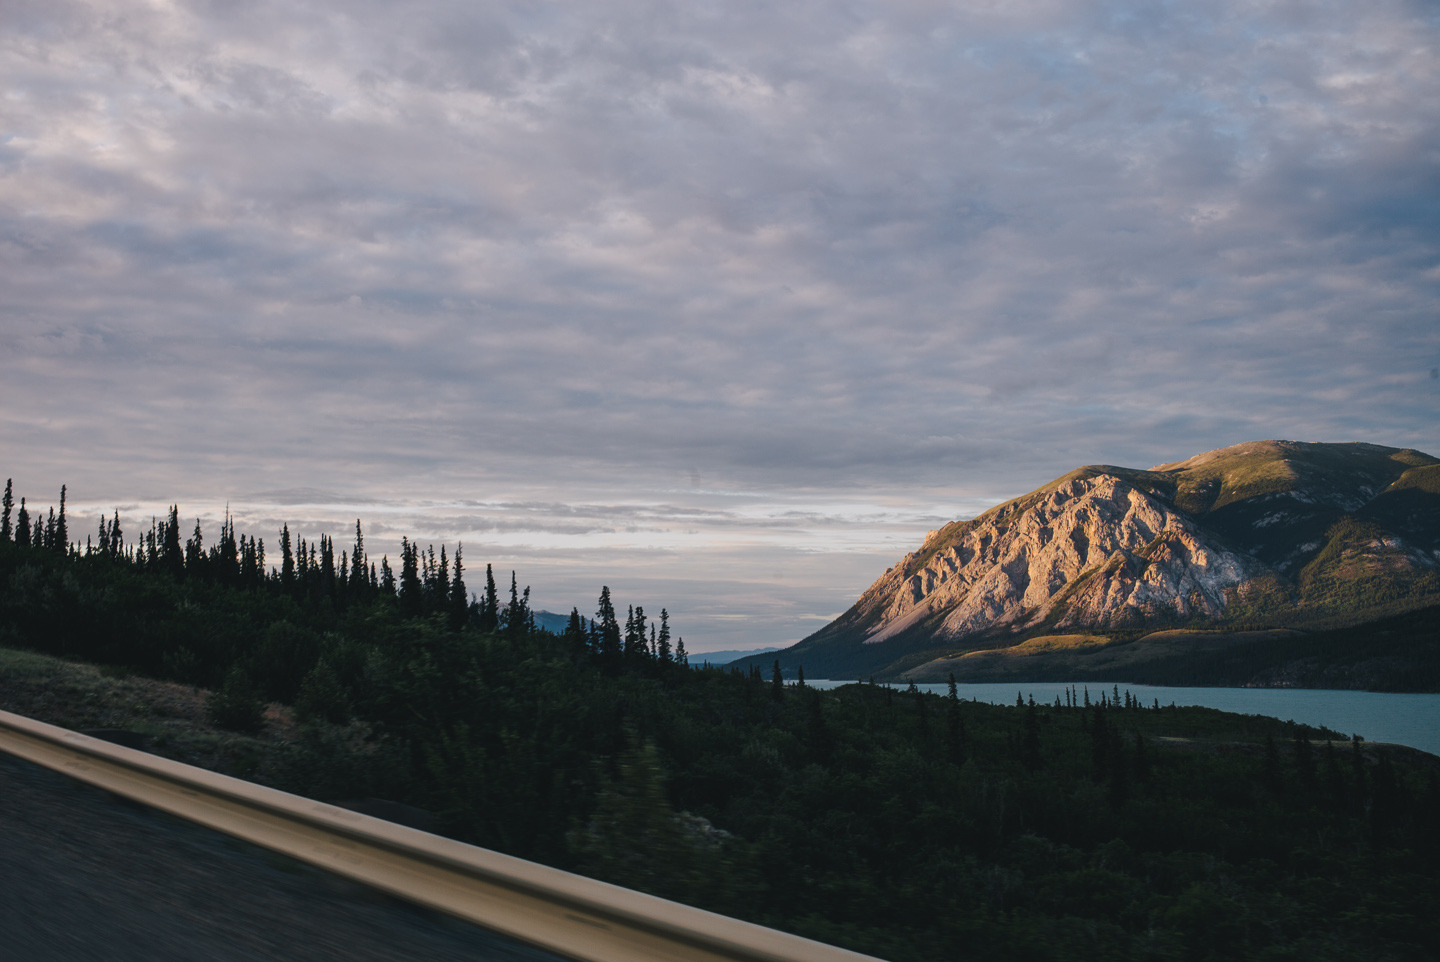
[[0, 644, 300, 777], [964, 633, 1114, 656]]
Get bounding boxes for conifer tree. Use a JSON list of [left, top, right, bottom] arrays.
[[657, 608, 672, 663], [399, 538, 422, 616], [771, 659, 784, 701], [596, 586, 621, 666], [632, 606, 647, 660], [320, 535, 336, 596], [350, 520, 366, 593], [449, 544, 468, 629], [674, 638, 687, 666], [163, 506, 183, 577], [280, 524, 295, 590], [1, 478, 12, 541], [479, 564, 500, 633], [44, 507, 56, 551], [564, 607, 586, 651], [14, 498, 29, 548], [436, 545, 451, 609], [380, 556, 395, 595], [503, 571, 532, 638], [186, 519, 204, 574], [55, 485, 67, 554], [109, 511, 123, 558]]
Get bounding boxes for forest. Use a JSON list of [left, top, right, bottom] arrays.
[[1, 479, 1437, 961]]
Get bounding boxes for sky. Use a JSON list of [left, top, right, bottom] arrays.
[[3, 0, 1439, 653]]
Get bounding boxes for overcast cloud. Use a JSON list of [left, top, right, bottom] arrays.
[[3, 0, 1438, 651]]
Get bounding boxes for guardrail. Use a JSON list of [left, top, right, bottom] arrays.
[[0, 709, 884, 962]]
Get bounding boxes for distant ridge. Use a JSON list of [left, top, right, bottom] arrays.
[[693, 647, 781, 666], [735, 441, 1440, 687]]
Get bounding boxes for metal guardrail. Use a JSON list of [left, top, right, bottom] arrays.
[[0, 709, 884, 962]]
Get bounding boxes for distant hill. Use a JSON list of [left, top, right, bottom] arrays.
[[529, 609, 574, 634], [690, 647, 781, 666], [735, 441, 1440, 688]]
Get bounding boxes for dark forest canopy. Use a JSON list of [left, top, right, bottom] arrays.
[[0, 479, 686, 676], [1, 477, 1437, 962]]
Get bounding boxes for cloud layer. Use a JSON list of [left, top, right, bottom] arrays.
[[4, 0, 1439, 649]]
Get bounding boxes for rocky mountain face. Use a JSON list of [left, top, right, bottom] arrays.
[[755, 441, 1440, 681]]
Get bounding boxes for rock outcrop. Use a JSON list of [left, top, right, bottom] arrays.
[[748, 441, 1440, 681], [864, 473, 1260, 644]]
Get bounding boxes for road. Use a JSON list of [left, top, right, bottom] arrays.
[[0, 752, 569, 962]]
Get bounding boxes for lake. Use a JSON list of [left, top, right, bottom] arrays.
[[809, 680, 1440, 757]]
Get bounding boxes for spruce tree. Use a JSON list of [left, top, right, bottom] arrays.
[[350, 520, 366, 591], [564, 607, 586, 652], [55, 484, 67, 554], [280, 524, 295, 590], [449, 543, 468, 629], [596, 586, 621, 667], [163, 506, 183, 577], [1, 478, 12, 540], [480, 564, 500, 632], [14, 498, 29, 548], [432, 544, 449, 604], [320, 535, 336, 596], [399, 538, 422, 616], [657, 608, 672, 663], [186, 519, 204, 574]]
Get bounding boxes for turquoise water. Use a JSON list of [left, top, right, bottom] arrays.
[[809, 680, 1440, 757]]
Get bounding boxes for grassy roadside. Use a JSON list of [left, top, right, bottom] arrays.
[[0, 645, 302, 781]]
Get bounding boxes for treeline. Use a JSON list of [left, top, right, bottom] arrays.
[[3, 478, 1439, 961], [0, 479, 687, 685]]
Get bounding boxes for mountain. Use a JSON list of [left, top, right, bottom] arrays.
[[739, 441, 1440, 685], [530, 609, 575, 634], [691, 647, 781, 666]]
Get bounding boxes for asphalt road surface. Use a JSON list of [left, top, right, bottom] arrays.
[[0, 752, 570, 962]]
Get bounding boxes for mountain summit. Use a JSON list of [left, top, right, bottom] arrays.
[[750, 441, 1440, 683]]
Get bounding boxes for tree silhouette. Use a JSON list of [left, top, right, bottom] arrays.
[[657, 608, 672, 663], [55, 485, 67, 554], [480, 564, 500, 633], [595, 586, 621, 668]]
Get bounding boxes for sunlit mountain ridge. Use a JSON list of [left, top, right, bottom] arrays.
[[740, 441, 1440, 686]]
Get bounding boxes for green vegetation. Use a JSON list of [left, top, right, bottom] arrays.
[[2, 478, 1439, 960]]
